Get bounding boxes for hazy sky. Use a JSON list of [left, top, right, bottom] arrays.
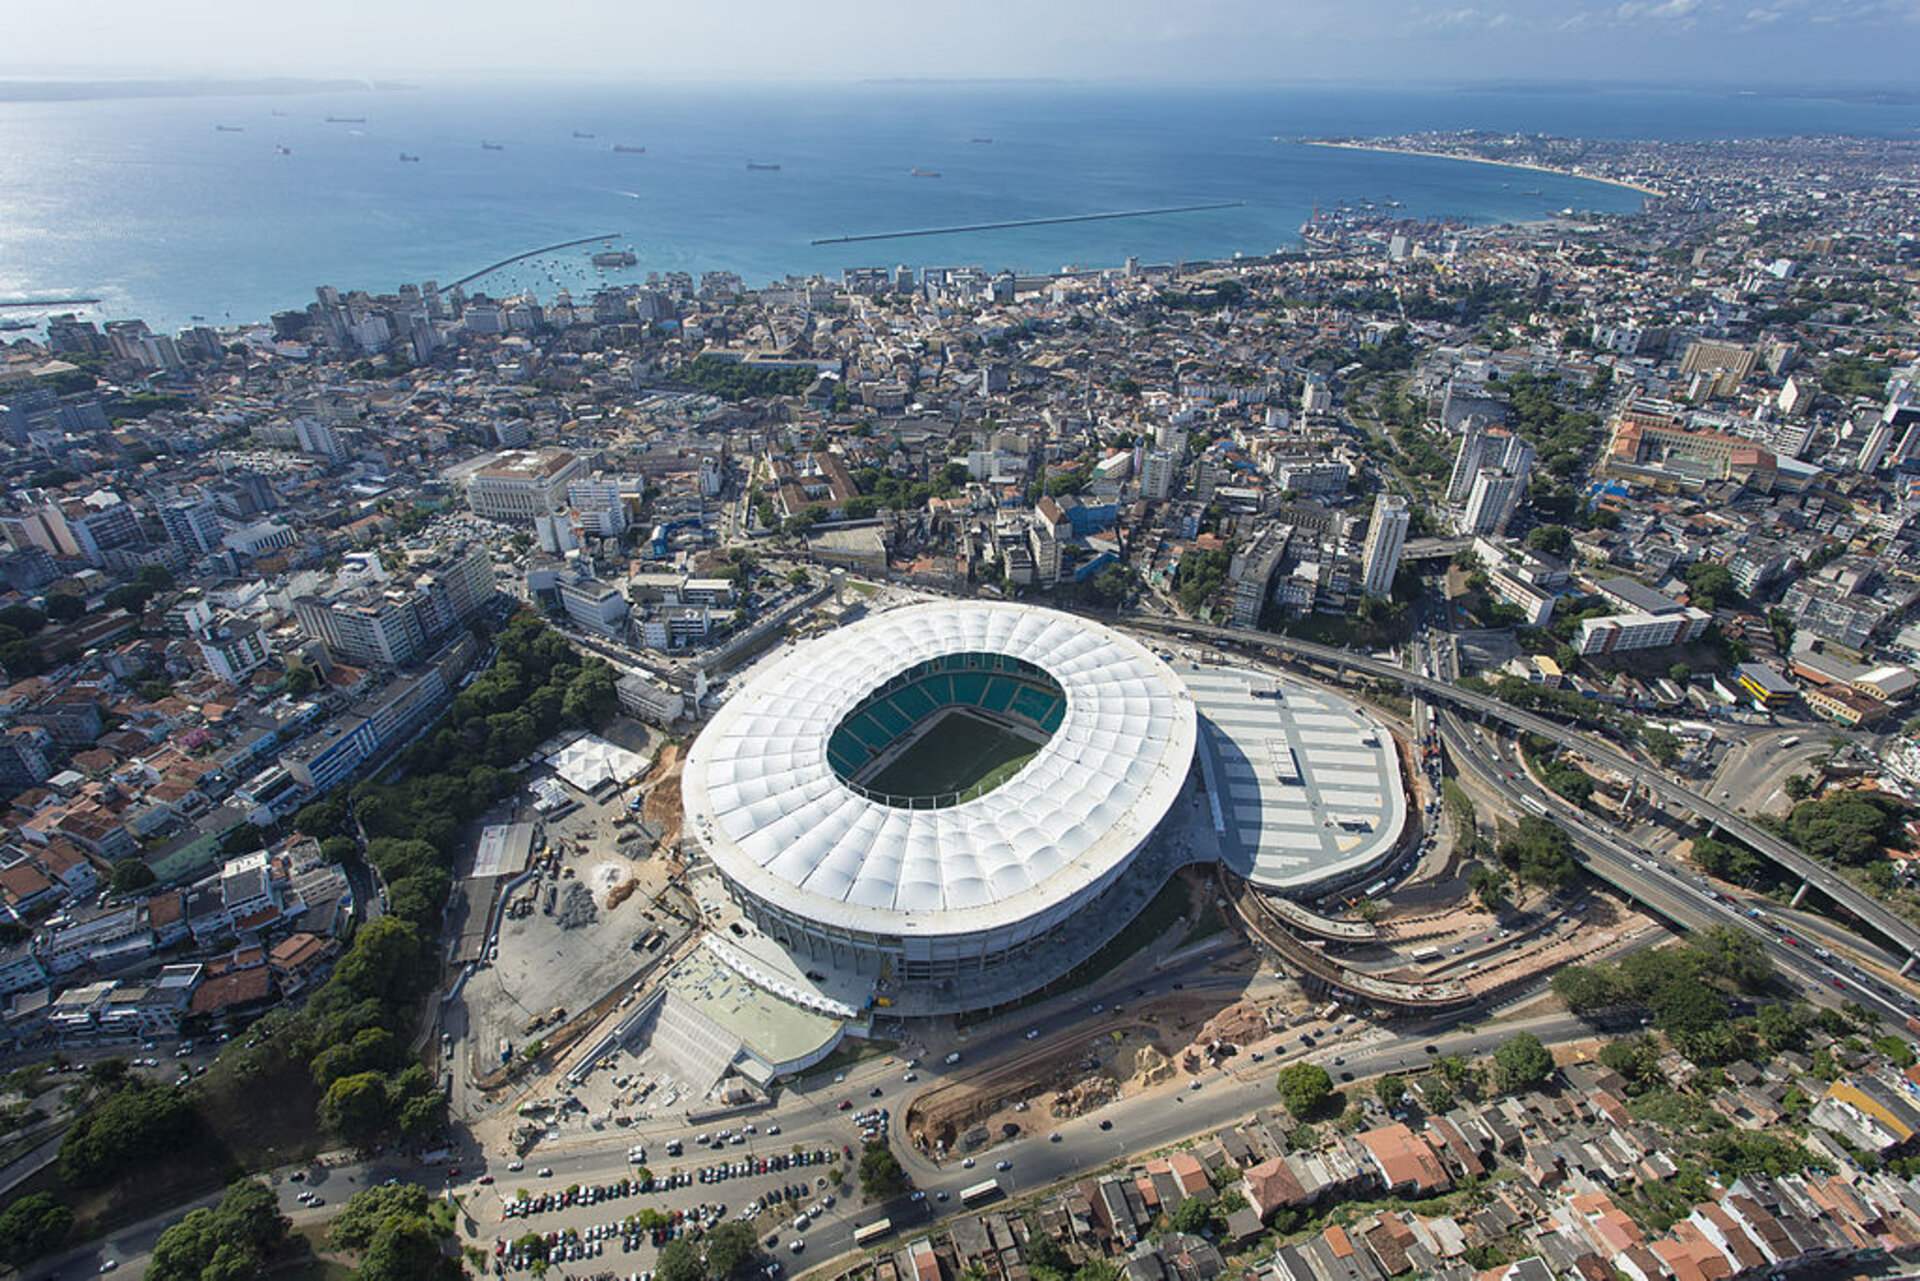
[[4, 0, 1918, 85]]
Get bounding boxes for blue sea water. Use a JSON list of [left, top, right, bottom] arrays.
[[0, 82, 1914, 332]]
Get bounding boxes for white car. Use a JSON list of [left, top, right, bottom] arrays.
[[961, 1157, 975, 1168]]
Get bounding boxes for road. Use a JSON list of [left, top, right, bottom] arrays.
[[1435, 704, 1919, 1029], [1124, 615, 1920, 968]]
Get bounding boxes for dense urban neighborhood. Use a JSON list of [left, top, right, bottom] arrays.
[[2, 121, 1920, 1281]]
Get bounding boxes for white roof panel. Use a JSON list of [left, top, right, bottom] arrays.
[[682, 602, 1197, 940]]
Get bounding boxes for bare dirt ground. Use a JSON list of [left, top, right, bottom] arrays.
[[641, 742, 686, 858]]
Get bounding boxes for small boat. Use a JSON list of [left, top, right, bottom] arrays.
[[613, 145, 646, 154], [215, 125, 244, 133], [1524, 188, 1542, 196], [573, 131, 595, 139], [275, 145, 292, 155], [909, 168, 941, 178], [399, 153, 421, 162], [325, 115, 366, 124], [482, 140, 505, 150], [746, 162, 780, 171]]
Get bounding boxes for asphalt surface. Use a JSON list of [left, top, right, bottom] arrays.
[[1124, 615, 1920, 966]]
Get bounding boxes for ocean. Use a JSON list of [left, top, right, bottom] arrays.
[[0, 82, 1914, 333]]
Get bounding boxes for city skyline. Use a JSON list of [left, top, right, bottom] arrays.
[[4, 0, 1919, 88]]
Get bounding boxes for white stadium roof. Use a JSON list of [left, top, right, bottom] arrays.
[[682, 602, 1198, 940]]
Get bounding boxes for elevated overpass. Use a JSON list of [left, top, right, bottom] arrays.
[[1128, 616, 1920, 971], [1229, 879, 1475, 1016]]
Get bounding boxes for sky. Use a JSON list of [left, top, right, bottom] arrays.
[[2, 0, 1918, 87]]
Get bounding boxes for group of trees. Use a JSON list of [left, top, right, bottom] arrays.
[[1495, 816, 1578, 889], [105, 563, 178, 616], [328, 1181, 461, 1280], [656, 1220, 761, 1281], [678, 354, 816, 402], [857, 1139, 909, 1198], [1174, 544, 1233, 613], [148, 1177, 290, 1281], [1552, 928, 1774, 1061], [1502, 372, 1602, 484], [0, 1192, 73, 1267], [1765, 790, 1909, 867], [58, 1072, 194, 1187]]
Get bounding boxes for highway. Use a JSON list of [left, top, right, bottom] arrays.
[[1434, 702, 1919, 1029], [1125, 615, 1920, 968]]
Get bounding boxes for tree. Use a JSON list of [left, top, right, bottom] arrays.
[[1375, 1073, 1406, 1109], [1683, 562, 1736, 612], [1418, 1078, 1455, 1114], [705, 1221, 760, 1278], [1526, 525, 1572, 556], [286, 665, 317, 697], [330, 1181, 431, 1251], [318, 1070, 395, 1143], [58, 1080, 193, 1185], [1784, 774, 1814, 801], [1170, 1197, 1218, 1235], [0, 1192, 72, 1267], [359, 1214, 460, 1281], [788, 568, 811, 588], [1492, 1033, 1554, 1093], [45, 594, 84, 622], [858, 1140, 908, 1198], [149, 1178, 288, 1281], [1276, 1062, 1334, 1117], [1551, 964, 1617, 1012], [0, 604, 46, 635], [111, 857, 157, 894], [657, 1237, 705, 1281], [1757, 1003, 1807, 1053], [105, 583, 154, 615], [1648, 978, 1727, 1036], [1668, 662, 1693, 686]]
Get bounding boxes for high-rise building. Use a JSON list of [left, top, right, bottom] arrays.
[[1360, 495, 1410, 598], [1460, 469, 1525, 537], [293, 543, 496, 667], [66, 498, 145, 567], [159, 497, 225, 557], [294, 417, 349, 465], [1141, 450, 1178, 501], [567, 475, 629, 539], [1446, 421, 1534, 505]]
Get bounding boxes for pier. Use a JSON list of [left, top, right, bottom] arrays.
[[0, 297, 102, 310], [451, 234, 623, 289], [810, 201, 1245, 246]]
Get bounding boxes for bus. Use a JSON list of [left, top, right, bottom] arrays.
[[854, 1220, 894, 1247], [959, 1179, 1003, 1207], [1409, 946, 1442, 964]]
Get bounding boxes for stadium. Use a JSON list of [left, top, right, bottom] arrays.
[[681, 602, 1199, 1010]]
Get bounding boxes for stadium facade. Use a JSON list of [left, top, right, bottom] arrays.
[[681, 602, 1198, 1009]]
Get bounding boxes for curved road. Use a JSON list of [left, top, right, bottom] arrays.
[[1126, 616, 1920, 967]]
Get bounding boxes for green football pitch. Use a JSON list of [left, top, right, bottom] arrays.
[[863, 710, 1040, 801]]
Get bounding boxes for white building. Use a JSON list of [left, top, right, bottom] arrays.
[[1359, 494, 1409, 598], [197, 620, 271, 684], [1459, 469, 1525, 537], [466, 450, 588, 523]]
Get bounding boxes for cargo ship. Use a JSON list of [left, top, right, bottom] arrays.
[[399, 153, 421, 162], [613, 145, 646, 153], [909, 168, 942, 177], [746, 162, 781, 171], [215, 125, 244, 132], [573, 130, 595, 138], [969, 137, 993, 144], [481, 140, 506, 150], [275, 145, 293, 155], [325, 115, 366, 124], [591, 250, 638, 268]]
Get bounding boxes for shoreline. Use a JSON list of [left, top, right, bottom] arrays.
[[1299, 139, 1667, 200]]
